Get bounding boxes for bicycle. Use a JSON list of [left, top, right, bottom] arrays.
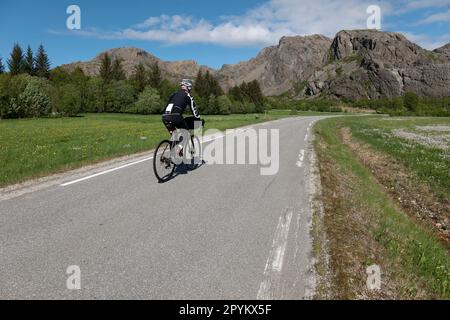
[[153, 121, 203, 183]]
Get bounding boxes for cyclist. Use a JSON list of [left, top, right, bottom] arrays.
[[162, 79, 204, 132]]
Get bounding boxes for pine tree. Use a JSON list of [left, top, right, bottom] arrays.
[[99, 53, 112, 83], [34, 44, 51, 78], [131, 63, 148, 93], [229, 85, 244, 102], [111, 58, 126, 81], [0, 57, 4, 74], [206, 71, 223, 96], [148, 62, 161, 88], [195, 70, 206, 98], [7, 43, 25, 75], [24, 45, 35, 75]]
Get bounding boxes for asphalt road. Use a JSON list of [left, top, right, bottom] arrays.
[[0, 116, 327, 299]]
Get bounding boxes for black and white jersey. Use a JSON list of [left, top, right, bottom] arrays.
[[164, 90, 200, 119]]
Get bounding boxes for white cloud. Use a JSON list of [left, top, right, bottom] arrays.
[[406, 0, 449, 9], [85, 0, 382, 47], [61, 0, 449, 48], [416, 9, 450, 25], [402, 31, 450, 50]]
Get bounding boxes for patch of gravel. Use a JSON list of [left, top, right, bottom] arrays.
[[416, 125, 450, 132], [393, 129, 449, 150]]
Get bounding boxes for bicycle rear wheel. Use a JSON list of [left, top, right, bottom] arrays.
[[153, 140, 176, 182], [185, 135, 202, 170]]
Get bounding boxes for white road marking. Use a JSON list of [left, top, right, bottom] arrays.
[[296, 149, 305, 168], [60, 118, 304, 187], [257, 207, 294, 300], [60, 130, 240, 187], [61, 157, 153, 186]]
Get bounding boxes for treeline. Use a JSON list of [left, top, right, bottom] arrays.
[[0, 43, 270, 119], [266, 96, 343, 113], [192, 70, 266, 115], [347, 92, 450, 117], [2, 43, 448, 119]]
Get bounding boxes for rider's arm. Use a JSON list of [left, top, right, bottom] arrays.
[[187, 93, 201, 119]]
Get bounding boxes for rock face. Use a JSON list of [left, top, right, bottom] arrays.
[[217, 35, 332, 96], [61, 30, 450, 99], [303, 30, 450, 99]]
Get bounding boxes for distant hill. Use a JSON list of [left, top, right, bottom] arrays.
[[61, 30, 450, 99]]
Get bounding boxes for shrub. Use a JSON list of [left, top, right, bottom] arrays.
[[84, 77, 104, 112], [404, 92, 419, 112], [216, 95, 232, 115], [126, 86, 162, 114], [104, 80, 135, 112], [12, 76, 51, 117]]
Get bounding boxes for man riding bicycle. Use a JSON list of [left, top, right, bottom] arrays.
[[162, 79, 204, 132]]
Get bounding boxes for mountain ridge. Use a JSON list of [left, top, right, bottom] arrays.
[[60, 30, 450, 99]]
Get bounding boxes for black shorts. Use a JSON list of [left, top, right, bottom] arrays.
[[162, 114, 201, 132]]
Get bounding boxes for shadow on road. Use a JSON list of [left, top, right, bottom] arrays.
[[158, 160, 206, 184]]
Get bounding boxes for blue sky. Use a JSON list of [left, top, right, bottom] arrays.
[[0, 0, 449, 70]]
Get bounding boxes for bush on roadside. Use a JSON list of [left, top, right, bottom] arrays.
[[56, 84, 82, 116], [12, 76, 52, 118], [104, 80, 135, 112], [125, 86, 162, 114]]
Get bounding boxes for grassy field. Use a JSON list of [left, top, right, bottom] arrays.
[[313, 115, 450, 299], [0, 110, 326, 187], [345, 116, 449, 199]]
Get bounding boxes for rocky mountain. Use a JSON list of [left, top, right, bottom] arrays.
[[61, 30, 450, 99], [217, 35, 332, 96], [61, 47, 215, 84], [303, 30, 450, 99]]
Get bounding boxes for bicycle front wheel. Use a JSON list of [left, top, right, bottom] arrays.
[[153, 140, 176, 182]]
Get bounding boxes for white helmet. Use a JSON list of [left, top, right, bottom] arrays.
[[180, 79, 193, 91]]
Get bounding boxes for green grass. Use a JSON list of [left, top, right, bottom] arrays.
[[342, 116, 450, 199], [0, 110, 311, 187], [314, 117, 450, 298]]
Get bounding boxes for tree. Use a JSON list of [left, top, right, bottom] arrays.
[[131, 63, 147, 93], [205, 70, 223, 97], [158, 79, 178, 103], [70, 68, 89, 111], [99, 53, 112, 83], [128, 86, 162, 114], [194, 69, 222, 99], [57, 84, 81, 116], [148, 62, 161, 88], [0, 58, 4, 74], [34, 44, 51, 78], [104, 80, 135, 112], [206, 94, 216, 115], [49, 66, 71, 84], [111, 58, 126, 81], [216, 95, 232, 115], [195, 70, 207, 98], [85, 77, 104, 112], [403, 91, 419, 112], [7, 43, 25, 75], [0, 74, 10, 117], [229, 85, 244, 102], [24, 46, 35, 75], [247, 80, 265, 112]]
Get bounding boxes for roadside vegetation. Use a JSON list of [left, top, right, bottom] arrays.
[[313, 116, 450, 299], [0, 43, 272, 119], [0, 111, 304, 187], [346, 93, 450, 117]]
